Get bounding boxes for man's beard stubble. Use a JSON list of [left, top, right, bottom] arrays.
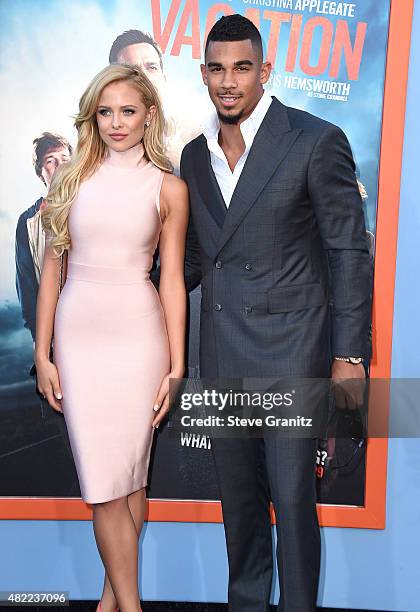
[[217, 109, 244, 125]]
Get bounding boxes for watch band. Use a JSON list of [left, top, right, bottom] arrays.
[[334, 356, 363, 365]]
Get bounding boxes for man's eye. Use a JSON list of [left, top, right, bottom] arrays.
[[236, 66, 248, 71], [210, 67, 222, 72]]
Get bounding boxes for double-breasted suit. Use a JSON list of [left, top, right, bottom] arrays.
[[181, 96, 371, 611]]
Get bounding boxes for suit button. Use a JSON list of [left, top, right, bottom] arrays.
[[244, 263, 252, 271], [215, 260, 222, 269], [214, 303, 222, 311], [244, 306, 253, 314]]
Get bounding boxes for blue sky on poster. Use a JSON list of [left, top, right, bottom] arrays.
[[0, 0, 390, 299]]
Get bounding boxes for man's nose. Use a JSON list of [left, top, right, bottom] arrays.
[[221, 70, 237, 90]]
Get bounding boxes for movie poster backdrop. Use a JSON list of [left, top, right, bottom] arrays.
[[0, 0, 391, 510]]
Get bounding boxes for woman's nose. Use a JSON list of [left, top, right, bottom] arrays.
[[112, 114, 123, 129]]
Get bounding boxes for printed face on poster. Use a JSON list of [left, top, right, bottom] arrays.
[[0, 0, 407, 525]]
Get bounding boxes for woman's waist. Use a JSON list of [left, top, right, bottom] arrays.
[[66, 260, 152, 284]]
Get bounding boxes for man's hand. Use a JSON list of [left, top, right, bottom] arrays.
[[331, 359, 366, 410]]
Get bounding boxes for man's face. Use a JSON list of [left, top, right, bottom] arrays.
[[41, 146, 70, 187], [117, 43, 165, 93], [201, 39, 271, 125]]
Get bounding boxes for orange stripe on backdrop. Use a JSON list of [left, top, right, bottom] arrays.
[[0, 0, 414, 525]]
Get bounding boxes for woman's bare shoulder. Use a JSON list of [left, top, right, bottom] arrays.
[[161, 172, 188, 211], [162, 171, 187, 194]]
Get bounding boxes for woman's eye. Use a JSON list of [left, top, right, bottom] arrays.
[[97, 109, 135, 116]]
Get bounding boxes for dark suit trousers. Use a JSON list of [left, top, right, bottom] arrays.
[[211, 436, 320, 611]]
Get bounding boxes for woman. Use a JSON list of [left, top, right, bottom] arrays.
[[35, 64, 188, 612]]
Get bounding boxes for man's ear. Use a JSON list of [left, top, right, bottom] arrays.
[[200, 63, 208, 86], [260, 61, 272, 85]]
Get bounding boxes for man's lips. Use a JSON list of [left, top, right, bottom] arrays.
[[218, 95, 241, 108]]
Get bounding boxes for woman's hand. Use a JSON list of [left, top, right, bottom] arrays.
[[35, 357, 63, 413], [152, 368, 184, 429]]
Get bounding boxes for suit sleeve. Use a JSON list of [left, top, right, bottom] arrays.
[[180, 147, 202, 292], [149, 251, 160, 290], [308, 125, 372, 359], [15, 213, 38, 341]]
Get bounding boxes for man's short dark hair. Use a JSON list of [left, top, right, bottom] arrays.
[[32, 132, 72, 183], [109, 29, 164, 69], [205, 14, 263, 59]]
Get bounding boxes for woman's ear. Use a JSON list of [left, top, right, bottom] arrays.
[[146, 105, 157, 125]]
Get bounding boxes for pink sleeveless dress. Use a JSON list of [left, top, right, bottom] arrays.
[[53, 143, 170, 504]]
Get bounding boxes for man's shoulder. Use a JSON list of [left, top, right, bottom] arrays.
[[272, 97, 343, 138], [182, 133, 206, 159], [18, 197, 43, 221], [17, 197, 43, 230]]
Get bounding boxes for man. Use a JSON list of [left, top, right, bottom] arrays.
[[181, 15, 371, 611], [109, 29, 200, 172], [15, 132, 72, 340], [14, 132, 78, 495], [109, 29, 166, 94]]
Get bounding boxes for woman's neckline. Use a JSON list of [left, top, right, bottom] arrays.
[[102, 142, 151, 171]]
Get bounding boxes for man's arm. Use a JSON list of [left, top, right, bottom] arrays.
[[308, 125, 372, 361], [15, 212, 39, 341], [180, 147, 202, 292]]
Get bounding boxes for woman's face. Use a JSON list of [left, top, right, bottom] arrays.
[[96, 80, 155, 151]]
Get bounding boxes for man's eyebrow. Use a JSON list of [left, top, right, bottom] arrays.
[[234, 60, 254, 66], [206, 60, 254, 67]]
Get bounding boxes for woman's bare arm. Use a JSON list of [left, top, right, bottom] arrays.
[[152, 172, 189, 428], [34, 240, 64, 412]]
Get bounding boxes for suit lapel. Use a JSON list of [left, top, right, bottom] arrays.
[[193, 137, 227, 229], [215, 98, 302, 254]]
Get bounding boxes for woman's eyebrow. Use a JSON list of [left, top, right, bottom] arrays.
[[97, 104, 139, 109]]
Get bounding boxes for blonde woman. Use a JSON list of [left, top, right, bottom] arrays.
[[35, 64, 188, 612]]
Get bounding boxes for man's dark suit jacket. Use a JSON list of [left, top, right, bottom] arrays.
[[15, 197, 43, 341], [181, 96, 371, 379]]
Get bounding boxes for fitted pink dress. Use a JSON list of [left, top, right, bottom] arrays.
[[53, 143, 170, 504]]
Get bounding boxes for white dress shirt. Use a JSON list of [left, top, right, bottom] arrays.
[[201, 90, 272, 207]]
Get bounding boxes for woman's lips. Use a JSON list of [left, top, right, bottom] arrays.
[[110, 134, 128, 141]]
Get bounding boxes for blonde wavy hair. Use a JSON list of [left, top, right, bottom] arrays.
[[42, 63, 172, 257]]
